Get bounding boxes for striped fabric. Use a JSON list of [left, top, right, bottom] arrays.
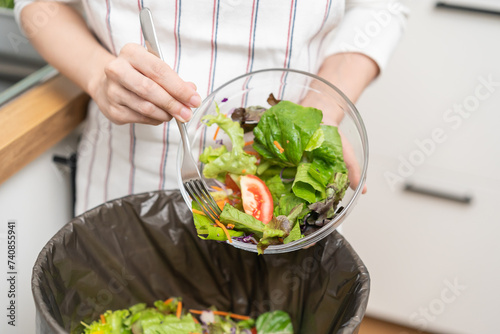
[[14, 0, 407, 214]]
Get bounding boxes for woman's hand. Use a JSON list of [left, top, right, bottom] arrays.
[[20, 3, 200, 126], [89, 43, 201, 125]]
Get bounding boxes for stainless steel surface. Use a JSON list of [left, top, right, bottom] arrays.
[[0, 7, 50, 106], [0, 65, 57, 107], [139, 7, 221, 222], [0, 8, 46, 65]]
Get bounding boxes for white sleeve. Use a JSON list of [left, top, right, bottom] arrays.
[[14, 0, 34, 28], [14, 0, 82, 36], [326, 0, 409, 72]]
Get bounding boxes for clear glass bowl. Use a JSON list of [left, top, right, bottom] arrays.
[[177, 68, 368, 254]]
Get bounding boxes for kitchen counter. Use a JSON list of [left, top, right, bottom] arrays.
[[0, 71, 89, 185]]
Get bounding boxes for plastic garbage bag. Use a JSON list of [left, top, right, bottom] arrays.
[[32, 190, 369, 334]]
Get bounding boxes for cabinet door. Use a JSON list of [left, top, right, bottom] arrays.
[[340, 1, 500, 333], [342, 155, 500, 334], [354, 0, 500, 183]]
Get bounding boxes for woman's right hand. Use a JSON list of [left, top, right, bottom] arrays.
[[89, 43, 201, 125]]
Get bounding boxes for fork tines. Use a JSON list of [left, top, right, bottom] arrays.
[[184, 180, 222, 223]]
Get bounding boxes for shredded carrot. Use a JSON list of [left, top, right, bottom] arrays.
[[242, 169, 246, 174], [244, 140, 254, 146], [188, 309, 250, 321], [243, 150, 261, 165], [212, 311, 251, 320], [192, 209, 231, 242], [100, 314, 106, 324], [213, 126, 220, 141], [214, 220, 232, 243], [192, 209, 205, 216], [216, 198, 229, 210], [164, 298, 173, 305], [212, 186, 223, 191], [243, 150, 260, 157], [176, 301, 183, 319], [227, 224, 235, 230], [273, 140, 284, 153], [193, 317, 199, 324]]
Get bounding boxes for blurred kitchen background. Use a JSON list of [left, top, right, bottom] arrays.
[[1, 0, 499, 333]]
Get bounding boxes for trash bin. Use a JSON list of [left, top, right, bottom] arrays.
[[32, 190, 370, 334]]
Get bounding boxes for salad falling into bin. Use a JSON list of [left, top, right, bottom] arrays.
[[192, 95, 349, 254]]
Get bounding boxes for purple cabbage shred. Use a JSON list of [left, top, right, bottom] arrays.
[[233, 234, 257, 244]]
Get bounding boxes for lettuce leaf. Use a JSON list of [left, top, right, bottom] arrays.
[[193, 206, 244, 241], [199, 145, 228, 164], [275, 192, 307, 217], [201, 106, 257, 179], [283, 218, 302, 244], [219, 204, 266, 238], [265, 174, 286, 204], [292, 163, 326, 203], [257, 204, 303, 254], [253, 101, 322, 167], [310, 125, 347, 174], [308, 172, 349, 223], [255, 310, 294, 334], [141, 314, 201, 334]]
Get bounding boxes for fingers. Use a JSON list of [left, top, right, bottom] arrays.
[[97, 78, 165, 126], [104, 101, 164, 126], [340, 131, 367, 194], [117, 43, 201, 122]]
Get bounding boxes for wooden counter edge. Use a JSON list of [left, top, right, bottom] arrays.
[[0, 74, 89, 185]]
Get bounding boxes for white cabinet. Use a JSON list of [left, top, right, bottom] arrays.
[[343, 156, 500, 334], [341, 1, 500, 333], [0, 133, 77, 334]]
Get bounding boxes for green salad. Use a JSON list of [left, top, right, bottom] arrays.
[[80, 297, 293, 334], [0, 0, 14, 9], [193, 95, 349, 254]]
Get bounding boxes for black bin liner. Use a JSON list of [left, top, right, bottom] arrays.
[[32, 190, 369, 334]]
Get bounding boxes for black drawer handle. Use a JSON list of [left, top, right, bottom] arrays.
[[404, 183, 472, 204], [436, 1, 500, 17]]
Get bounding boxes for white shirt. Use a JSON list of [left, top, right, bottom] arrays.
[[15, 0, 408, 215]]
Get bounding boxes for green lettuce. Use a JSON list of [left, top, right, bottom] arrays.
[[199, 145, 228, 164], [141, 314, 201, 334], [192, 203, 244, 241], [257, 204, 303, 254], [265, 174, 286, 204], [253, 101, 322, 166], [310, 125, 347, 173], [219, 204, 266, 238], [81, 300, 292, 334], [308, 172, 350, 222], [255, 310, 294, 334], [201, 106, 257, 178], [292, 163, 326, 203]]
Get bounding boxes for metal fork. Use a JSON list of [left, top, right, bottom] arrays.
[[140, 8, 221, 223]]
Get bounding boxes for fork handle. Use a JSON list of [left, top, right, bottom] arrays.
[[140, 8, 193, 155]]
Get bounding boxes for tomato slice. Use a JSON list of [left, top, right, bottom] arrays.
[[240, 175, 273, 224]]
